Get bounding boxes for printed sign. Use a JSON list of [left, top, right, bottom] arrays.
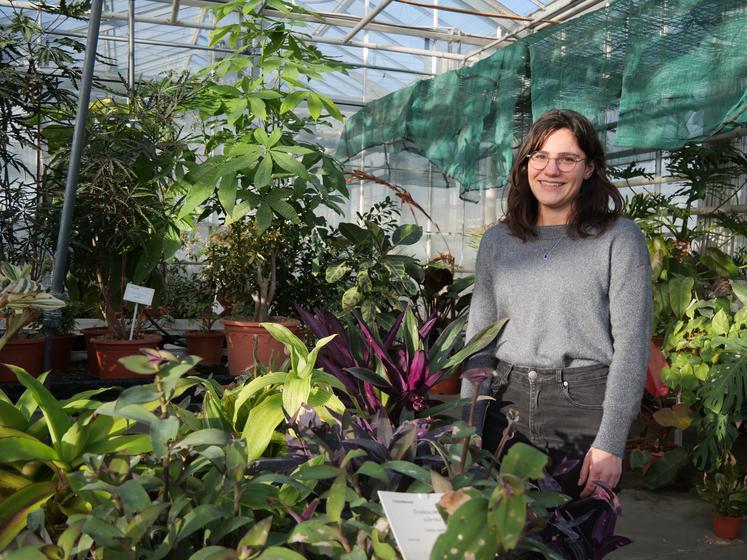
[[378, 491, 446, 560], [123, 283, 155, 306]]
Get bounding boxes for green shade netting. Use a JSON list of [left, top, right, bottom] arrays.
[[617, 0, 747, 147], [336, 0, 747, 199]]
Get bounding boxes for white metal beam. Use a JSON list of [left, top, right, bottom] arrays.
[[343, 0, 395, 43]]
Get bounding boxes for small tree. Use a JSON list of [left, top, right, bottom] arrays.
[[180, 0, 348, 322]]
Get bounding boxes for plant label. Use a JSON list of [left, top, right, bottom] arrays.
[[123, 283, 155, 306], [378, 491, 445, 560]]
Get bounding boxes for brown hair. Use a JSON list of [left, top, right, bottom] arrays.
[[502, 108, 623, 240]]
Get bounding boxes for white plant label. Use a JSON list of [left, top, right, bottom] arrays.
[[378, 491, 445, 560], [123, 283, 155, 306]]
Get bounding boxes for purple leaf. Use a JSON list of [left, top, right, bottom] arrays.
[[383, 309, 406, 350], [357, 315, 407, 392], [418, 314, 438, 340], [408, 350, 428, 391]]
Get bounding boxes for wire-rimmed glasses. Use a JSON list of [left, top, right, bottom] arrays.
[[527, 152, 586, 172]]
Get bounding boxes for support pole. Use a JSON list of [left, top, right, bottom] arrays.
[[43, 0, 104, 372], [128, 0, 135, 89]]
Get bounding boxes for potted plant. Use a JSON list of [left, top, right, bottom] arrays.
[[204, 220, 305, 374], [0, 262, 64, 380], [180, 0, 347, 374], [43, 76, 196, 378], [175, 272, 224, 367], [697, 457, 747, 539]]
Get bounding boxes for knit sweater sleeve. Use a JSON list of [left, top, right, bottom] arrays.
[[591, 221, 653, 457], [460, 226, 500, 430]]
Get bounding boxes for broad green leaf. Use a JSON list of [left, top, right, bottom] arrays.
[[297, 464, 341, 481], [271, 150, 307, 177], [642, 447, 690, 489], [151, 416, 180, 458], [711, 309, 730, 336], [0, 436, 57, 462], [86, 434, 153, 455], [0, 481, 56, 550], [381, 461, 431, 485], [279, 90, 306, 114], [307, 92, 322, 120], [668, 276, 694, 319], [218, 172, 238, 216], [248, 97, 267, 121], [488, 484, 526, 550], [238, 516, 272, 548], [178, 175, 216, 219], [371, 527, 398, 560], [115, 385, 160, 409], [243, 394, 285, 460], [326, 473, 346, 523], [325, 263, 350, 283], [731, 281, 747, 306], [442, 318, 508, 371], [232, 372, 288, 424], [430, 498, 493, 560], [268, 197, 300, 223], [254, 155, 273, 189], [356, 461, 389, 482], [188, 546, 237, 560], [59, 419, 88, 465], [282, 373, 312, 417], [300, 334, 336, 378], [174, 429, 231, 449], [116, 355, 158, 375], [11, 367, 68, 448], [500, 442, 548, 480], [255, 203, 273, 235], [261, 323, 308, 359], [0, 400, 28, 431], [177, 504, 224, 544], [257, 547, 306, 560], [118, 479, 152, 516], [82, 516, 124, 548], [392, 224, 423, 246], [341, 286, 361, 309]]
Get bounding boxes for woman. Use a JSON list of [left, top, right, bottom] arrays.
[[462, 109, 652, 498]]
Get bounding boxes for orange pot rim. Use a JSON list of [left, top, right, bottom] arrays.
[[91, 334, 163, 346]]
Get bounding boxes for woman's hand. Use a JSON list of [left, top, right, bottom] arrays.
[[578, 447, 622, 497]]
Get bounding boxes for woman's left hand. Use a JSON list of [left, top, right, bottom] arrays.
[[578, 447, 622, 497]]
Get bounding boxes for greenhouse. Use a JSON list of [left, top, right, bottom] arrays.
[[0, 0, 746, 557]]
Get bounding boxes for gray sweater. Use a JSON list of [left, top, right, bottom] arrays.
[[461, 217, 652, 458]]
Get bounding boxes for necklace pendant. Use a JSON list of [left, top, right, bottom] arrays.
[[543, 254, 549, 260]]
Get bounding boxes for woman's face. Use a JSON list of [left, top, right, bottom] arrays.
[[527, 128, 594, 225]]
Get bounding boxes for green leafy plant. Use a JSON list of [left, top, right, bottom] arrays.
[[0, 9, 82, 279], [180, 0, 348, 323], [325, 215, 424, 323], [697, 457, 747, 517], [43, 75, 197, 339], [0, 262, 65, 349]]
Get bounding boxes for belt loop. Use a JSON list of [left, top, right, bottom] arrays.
[[555, 368, 563, 383]]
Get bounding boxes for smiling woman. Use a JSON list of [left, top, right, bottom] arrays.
[[461, 108, 652, 501]]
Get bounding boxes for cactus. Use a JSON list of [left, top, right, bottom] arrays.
[[0, 262, 65, 351]]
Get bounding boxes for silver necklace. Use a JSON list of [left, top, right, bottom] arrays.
[[543, 237, 563, 261]]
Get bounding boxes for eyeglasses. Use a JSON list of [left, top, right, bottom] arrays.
[[527, 152, 586, 172]]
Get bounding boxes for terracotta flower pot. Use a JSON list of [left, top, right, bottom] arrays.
[[712, 511, 743, 540], [184, 330, 225, 367], [81, 326, 111, 375], [51, 334, 76, 372], [90, 334, 162, 379], [430, 366, 463, 395], [0, 336, 45, 381], [222, 318, 301, 376]]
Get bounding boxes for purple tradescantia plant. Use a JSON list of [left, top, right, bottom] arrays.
[[297, 304, 507, 423]]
